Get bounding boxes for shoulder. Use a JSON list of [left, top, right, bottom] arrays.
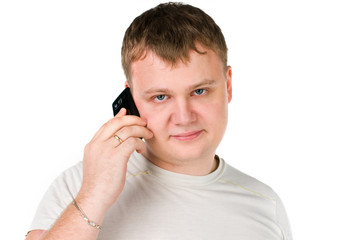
[[221, 162, 293, 240], [59, 161, 83, 178], [221, 162, 278, 202], [29, 162, 83, 231], [43, 161, 83, 203], [53, 161, 83, 191]]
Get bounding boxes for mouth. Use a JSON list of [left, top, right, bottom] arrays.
[[171, 130, 204, 141]]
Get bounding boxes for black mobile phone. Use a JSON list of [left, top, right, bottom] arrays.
[[112, 87, 140, 117]]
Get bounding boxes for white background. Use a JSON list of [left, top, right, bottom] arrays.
[[0, 0, 360, 239]]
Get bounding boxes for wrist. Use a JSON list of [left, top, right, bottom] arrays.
[[73, 199, 102, 230], [74, 190, 110, 224]]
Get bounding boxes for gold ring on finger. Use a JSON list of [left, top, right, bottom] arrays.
[[114, 134, 124, 144]]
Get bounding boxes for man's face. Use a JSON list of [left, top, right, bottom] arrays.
[[130, 45, 232, 168]]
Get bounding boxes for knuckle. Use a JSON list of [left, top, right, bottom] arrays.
[[101, 120, 111, 129], [129, 137, 139, 145], [119, 126, 133, 138], [84, 142, 92, 152], [122, 137, 139, 148], [84, 140, 102, 154], [105, 117, 118, 127], [106, 116, 124, 128]]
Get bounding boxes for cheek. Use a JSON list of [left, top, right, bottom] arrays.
[[203, 92, 228, 115], [138, 106, 166, 137], [202, 97, 229, 134], [206, 103, 228, 126]]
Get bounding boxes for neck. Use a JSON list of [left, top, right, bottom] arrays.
[[142, 151, 219, 176]]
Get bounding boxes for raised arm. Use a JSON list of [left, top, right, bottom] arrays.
[[26, 109, 153, 240]]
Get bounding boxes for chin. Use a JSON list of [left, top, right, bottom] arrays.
[[145, 137, 217, 163]]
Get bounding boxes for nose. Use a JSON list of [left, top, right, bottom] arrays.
[[171, 98, 196, 125]]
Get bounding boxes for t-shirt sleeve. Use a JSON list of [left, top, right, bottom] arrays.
[[29, 162, 83, 231], [273, 191, 293, 240]]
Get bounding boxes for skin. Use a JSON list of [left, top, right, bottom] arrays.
[[26, 44, 232, 240], [131, 45, 232, 175]]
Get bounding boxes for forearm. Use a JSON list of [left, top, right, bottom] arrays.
[[40, 195, 107, 240]]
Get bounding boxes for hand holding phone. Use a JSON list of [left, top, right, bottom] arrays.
[[78, 87, 151, 211]]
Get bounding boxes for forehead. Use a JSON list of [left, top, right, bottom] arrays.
[[130, 47, 224, 90]]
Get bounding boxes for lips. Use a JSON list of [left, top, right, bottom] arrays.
[[171, 130, 203, 141]]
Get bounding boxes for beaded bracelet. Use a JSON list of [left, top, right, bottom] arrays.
[[73, 199, 102, 230]]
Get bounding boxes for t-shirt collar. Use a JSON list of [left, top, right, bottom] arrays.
[[132, 152, 225, 187]]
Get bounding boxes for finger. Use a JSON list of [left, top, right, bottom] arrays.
[[115, 107, 127, 117], [112, 125, 153, 142], [95, 112, 147, 142], [101, 116, 147, 141], [110, 125, 153, 148], [115, 137, 146, 157], [91, 108, 127, 141], [112, 134, 125, 147]]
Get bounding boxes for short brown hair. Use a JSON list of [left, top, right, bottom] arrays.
[[121, 2, 228, 83]]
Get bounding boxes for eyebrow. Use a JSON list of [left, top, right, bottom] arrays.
[[143, 79, 218, 96]]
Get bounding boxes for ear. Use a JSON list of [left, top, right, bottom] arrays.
[[125, 81, 129, 88], [226, 66, 232, 103]]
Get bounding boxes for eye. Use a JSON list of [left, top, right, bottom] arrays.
[[154, 95, 168, 102], [193, 89, 206, 96]]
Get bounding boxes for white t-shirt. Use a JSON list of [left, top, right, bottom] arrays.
[[30, 152, 292, 240]]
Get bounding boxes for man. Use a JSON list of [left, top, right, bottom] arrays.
[[27, 2, 292, 240]]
